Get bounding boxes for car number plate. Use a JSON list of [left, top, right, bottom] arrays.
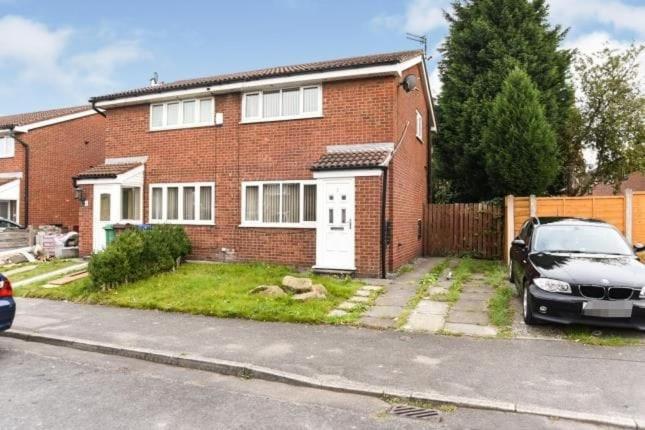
[[582, 300, 632, 318]]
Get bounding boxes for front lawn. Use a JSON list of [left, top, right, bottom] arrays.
[[8, 259, 81, 282], [15, 262, 362, 324]]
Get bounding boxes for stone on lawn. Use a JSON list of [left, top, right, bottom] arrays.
[[249, 285, 287, 297], [293, 284, 327, 301], [282, 276, 313, 293]]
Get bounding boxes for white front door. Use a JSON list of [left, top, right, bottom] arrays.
[[315, 178, 355, 270], [92, 184, 119, 252]]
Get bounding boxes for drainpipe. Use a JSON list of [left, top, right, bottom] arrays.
[[91, 100, 106, 118], [379, 165, 389, 279], [8, 126, 29, 227]]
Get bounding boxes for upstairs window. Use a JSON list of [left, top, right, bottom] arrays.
[[416, 110, 423, 141], [0, 136, 15, 158], [241, 85, 322, 122], [150, 98, 214, 130]]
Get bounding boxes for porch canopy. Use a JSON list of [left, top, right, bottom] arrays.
[[74, 163, 143, 184]]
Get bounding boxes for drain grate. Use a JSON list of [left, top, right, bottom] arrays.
[[389, 405, 440, 420]]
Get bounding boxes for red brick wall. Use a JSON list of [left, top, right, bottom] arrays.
[[78, 184, 93, 255], [592, 172, 645, 195], [0, 113, 105, 230], [87, 77, 396, 276], [390, 64, 431, 270]]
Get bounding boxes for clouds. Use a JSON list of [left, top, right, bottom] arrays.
[[548, 0, 645, 38], [370, 0, 643, 96], [371, 0, 450, 34], [0, 15, 148, 111]]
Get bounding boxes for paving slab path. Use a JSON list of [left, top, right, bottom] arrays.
[[12, 261, 88, 288], [6, 297, 645, 425], [442, 273, 498, 337], [358, 257, 445, 329]]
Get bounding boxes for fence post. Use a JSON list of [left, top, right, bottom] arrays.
[[504, 195, 514, 265], [529, 195, 537, 217], [625, 188, 633, 244]]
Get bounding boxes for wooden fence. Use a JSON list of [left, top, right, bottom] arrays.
[[504, 190, 645, 262], [426, 203, 504, 259], [0, 229, 32, 250]]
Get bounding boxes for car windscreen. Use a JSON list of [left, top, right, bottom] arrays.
[[533, 225, 633, 255]]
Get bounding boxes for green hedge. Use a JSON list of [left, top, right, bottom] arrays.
[[88, 225, 191, 290]]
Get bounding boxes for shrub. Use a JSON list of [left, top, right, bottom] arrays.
[[88, 225, 191, 291]]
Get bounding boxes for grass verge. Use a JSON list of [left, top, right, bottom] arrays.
[[395, 259, 449, 328], [484, 262, 516, 337], [563, 326, 641, 346], [8, 259, 81, 282], [15, 262, 362, 325], [427, 257, 488, 303], [381, 395, 457, 413]]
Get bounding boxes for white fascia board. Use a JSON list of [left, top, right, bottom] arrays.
[[13, 109, 99, 133], [327, 142, 394, 153], [76, 164, 144, 186], [313, 169, 383, 179], [418, 60, 438, 131], [94, 57, 425, 108], [0, 171, 23, 179], [106, 156, 148, 165]]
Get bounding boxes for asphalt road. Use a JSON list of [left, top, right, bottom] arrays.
[[0, 338, 609, 430]]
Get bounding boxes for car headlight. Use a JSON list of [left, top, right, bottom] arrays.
[[533, 278, 571, 294], [640, 287, 645, 299]]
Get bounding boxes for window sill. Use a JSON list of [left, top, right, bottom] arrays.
[[240, 114, 323, 125], [0, 155, 15, 159], [149, 122, 215, 132], [149, 220, 215, 226], [239, 222, 316, 229]]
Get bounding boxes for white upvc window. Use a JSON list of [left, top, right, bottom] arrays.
[[0, 136, 15, 158], [241, 85, 322, 123], [149, 97, 215, 131], [121, 186, 142, 222], [415, 110, 423, 141], [241, 180, 317, 228], [149, 182, 215, 225]]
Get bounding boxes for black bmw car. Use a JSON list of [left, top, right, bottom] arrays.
[[510, 217, 645, 330]]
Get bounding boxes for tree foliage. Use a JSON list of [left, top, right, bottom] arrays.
[[483, 68, 558, 196], [436, 0, 573, 201], [572, 44, 645, 194]]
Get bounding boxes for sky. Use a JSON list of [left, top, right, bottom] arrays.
[[0, 0, 643, 114]]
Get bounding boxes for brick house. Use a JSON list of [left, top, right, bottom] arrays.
[[592, 172, 645, 196], [0, 106, 105, 230], [75, 50, 436, 277]]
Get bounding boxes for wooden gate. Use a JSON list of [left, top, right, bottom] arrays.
[[425, 203, 504, 259]]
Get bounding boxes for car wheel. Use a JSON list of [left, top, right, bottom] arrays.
[[522, 283, 536, 325], [508, 262, 515, 283]]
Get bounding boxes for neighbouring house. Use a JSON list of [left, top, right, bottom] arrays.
[[74, 50, 436, 277], [0, 106, 105, 230], [592, 172, 645, 196]]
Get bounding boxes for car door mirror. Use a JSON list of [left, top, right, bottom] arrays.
[[634, 243, 645, 253], [512, 239, 526, 248]]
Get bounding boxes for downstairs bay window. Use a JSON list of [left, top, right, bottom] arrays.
[[241, 181, 316, 227], [149, 183, 215, 225]]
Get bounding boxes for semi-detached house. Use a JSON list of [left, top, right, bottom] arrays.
[[74, 50, 436, 277], [0, 106, 105, 230]]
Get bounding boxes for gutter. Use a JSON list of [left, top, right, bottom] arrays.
[[8, 126, 29, 227], [91, 101, 106, 118]]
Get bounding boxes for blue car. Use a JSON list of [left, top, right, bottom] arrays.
[[0, 274, 15, 331]]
